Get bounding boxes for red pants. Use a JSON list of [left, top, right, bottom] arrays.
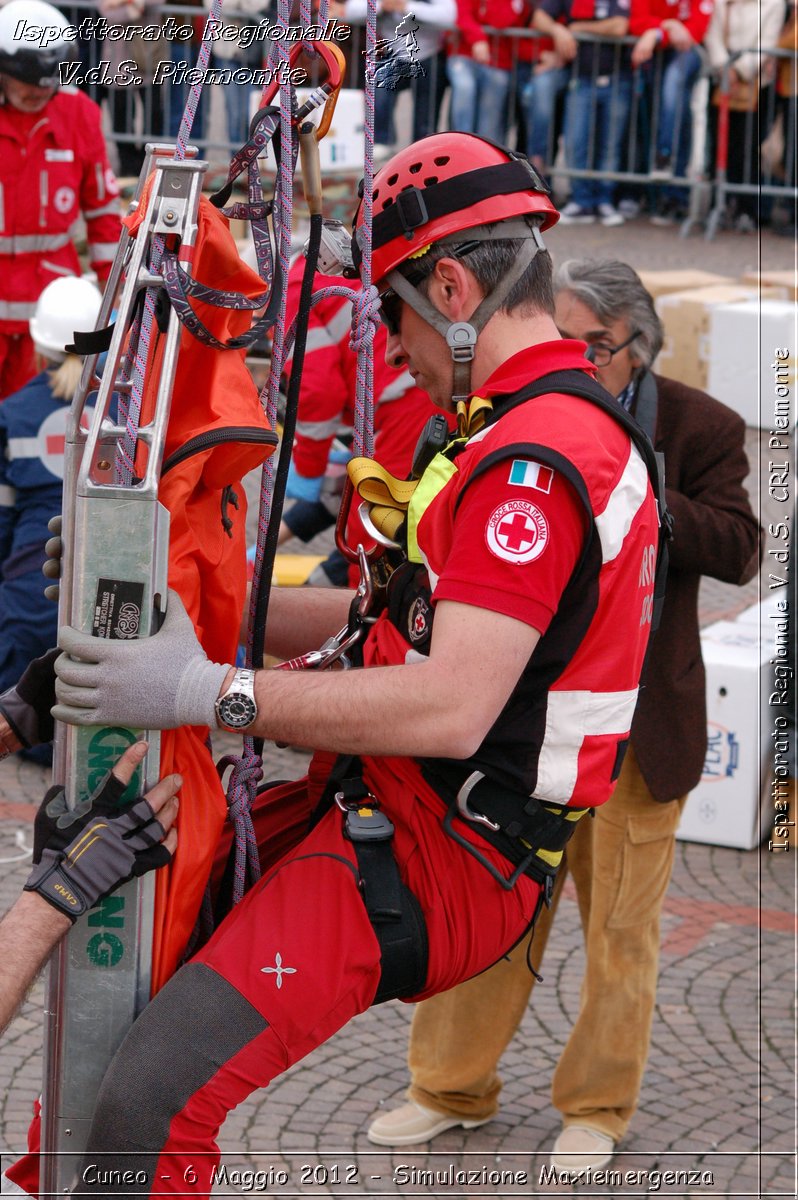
[[0, 332, 36, 401], [8, 756, 540, 1198]]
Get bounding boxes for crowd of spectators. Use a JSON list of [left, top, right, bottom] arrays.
[[48, 0, 795, 229]]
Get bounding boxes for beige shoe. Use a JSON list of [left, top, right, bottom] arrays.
[[367, 1101, 490, 1146], [550, 1124, 616, 1170]]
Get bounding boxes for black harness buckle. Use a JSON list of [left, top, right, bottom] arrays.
[[394, 187, 429, 239]]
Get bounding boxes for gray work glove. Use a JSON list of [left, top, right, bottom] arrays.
[[0, 648, 59, 747], [24, 769, 175, 922], [43, 514, 62, 603], [53, 589, 231, 731]]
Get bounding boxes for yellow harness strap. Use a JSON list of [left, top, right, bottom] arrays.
[[346, 395, 495, 541], [346, 457, 418, 541]]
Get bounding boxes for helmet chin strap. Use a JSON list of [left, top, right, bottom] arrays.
[[386, 219, 545, 406]]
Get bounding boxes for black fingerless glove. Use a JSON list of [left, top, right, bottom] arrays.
[[25, 773, 172, 922], [0, 648, 59, 748]]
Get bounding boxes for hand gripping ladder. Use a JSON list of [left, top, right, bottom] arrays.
[[41, 145, 206, 1197]]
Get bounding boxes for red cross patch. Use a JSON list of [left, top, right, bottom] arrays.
[[485, 499, 549, 564]]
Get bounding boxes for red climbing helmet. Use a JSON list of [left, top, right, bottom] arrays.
[[353, 132, 559, 286]]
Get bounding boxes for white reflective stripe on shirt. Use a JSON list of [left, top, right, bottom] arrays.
[[377, 369, 414, 405], [83, 201, 120, 219], [295, 417, 341, 441], [0, 484, 17, 506], [0, 233, 71, 253], [0, 301, 36, 320], [302, 306, 352, 354], [535, 688, 639, 804], [594, 443, 650, 564], [7, 437, 41, 459], [88, 243, 118, 261]]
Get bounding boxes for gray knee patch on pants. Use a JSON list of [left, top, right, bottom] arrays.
[[75, 962, 268, 1195]]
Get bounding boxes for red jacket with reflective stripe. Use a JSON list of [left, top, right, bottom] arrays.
[[0, 89, 122, 332], [284, 263, 441, 484]]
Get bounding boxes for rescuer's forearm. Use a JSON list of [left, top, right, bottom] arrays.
[[0, 893, 70, 1037], [261, 585, 356, 661]]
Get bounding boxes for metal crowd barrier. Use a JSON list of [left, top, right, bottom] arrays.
[[57, 3, 796, 238], [704, 46, 796, 239]]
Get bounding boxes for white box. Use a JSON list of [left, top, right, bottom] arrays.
[[256, 88, 365, 174], [705, 299, 797, 429], [677, 622, 772, 849]]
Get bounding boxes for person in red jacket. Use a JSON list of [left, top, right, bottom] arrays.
[[447, 1, 535, 143], [0, 0, 122, 399], [630, 0, 714, 225]]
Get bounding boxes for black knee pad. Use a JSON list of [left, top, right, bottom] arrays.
[[74, 963, 268, 1196]]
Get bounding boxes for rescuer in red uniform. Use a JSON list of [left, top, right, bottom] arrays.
[[0, 0, 122, 399]]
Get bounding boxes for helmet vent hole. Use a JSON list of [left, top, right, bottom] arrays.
[[424, 177, 438, 187], [387, 174, 399, 186], [434, 156, 449, 167], [383, 197, 394, 208], [409, 162, 422, 174]]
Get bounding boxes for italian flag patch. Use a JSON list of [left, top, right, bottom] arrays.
[[508, 459, 554, 494]]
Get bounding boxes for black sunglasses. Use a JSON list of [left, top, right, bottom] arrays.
[[378, 288, 403, 337]]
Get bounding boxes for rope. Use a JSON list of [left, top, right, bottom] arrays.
[[352, 0, 378, 461]]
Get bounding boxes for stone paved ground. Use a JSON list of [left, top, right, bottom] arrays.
[[1, 221, 796, 1198]]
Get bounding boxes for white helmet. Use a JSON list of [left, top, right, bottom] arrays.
[[0, 1, 74, 88], [29, 276, 102, 360]]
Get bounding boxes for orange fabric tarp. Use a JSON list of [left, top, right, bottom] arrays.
[[123, 181, 276, 990]]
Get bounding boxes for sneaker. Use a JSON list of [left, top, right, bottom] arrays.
[[366, 1102, 491, 1147], [597, 203, 624, 227], [550, 1125, 616, 1171], [650, 197, 684, 227], [618, 197, 641, 218], [558, 202, 596, 224]]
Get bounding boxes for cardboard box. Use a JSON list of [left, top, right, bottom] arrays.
[[676, 621, 773, 850], [705, 299, 797, 428], [739, 270, 798, 302], [654, 285, 790, 394], [654, 285, 761, 390], [638, 269, 732, 300]]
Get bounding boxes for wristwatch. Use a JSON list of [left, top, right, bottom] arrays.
[[215, 668, 258, 731]]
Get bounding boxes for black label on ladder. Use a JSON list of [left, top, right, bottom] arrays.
[[93, 578, 145, 640]]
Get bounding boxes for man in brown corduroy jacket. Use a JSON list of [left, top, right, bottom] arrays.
[[366, 258, 763, 1171]]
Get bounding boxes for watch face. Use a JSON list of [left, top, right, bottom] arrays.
[[218, 692, 257, 729]]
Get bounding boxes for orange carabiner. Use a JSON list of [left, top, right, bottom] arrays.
[[261, 41, 346, 140], [305, 42, 346, 141]]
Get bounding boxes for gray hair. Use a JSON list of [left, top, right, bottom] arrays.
[[553, 259, 664, 369], [401, 218, 555, 317]]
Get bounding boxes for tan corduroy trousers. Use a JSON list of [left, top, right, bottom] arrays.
[[406, 747, 686, 1142]]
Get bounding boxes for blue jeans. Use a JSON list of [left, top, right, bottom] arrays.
[[374, 51, 447, 143], [522, 64, 570, 166], [446, 55, 511, 143], [657, 47, 702, 171], [565, 75, 632, 208]]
